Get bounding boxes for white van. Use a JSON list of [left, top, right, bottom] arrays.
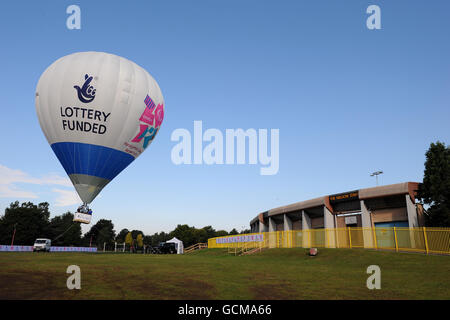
[[33, 238, 51, 252]]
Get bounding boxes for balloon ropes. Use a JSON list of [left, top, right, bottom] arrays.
[[35, 52, 165, 224]]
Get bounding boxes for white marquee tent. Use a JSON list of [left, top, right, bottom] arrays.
[[166, 237, 184, 254]]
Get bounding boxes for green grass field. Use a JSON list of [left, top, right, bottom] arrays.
[[0, 248, 449, 300]]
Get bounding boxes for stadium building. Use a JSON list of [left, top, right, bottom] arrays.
[[249, 182, 424, 233]]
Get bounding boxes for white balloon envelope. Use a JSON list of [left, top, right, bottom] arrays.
[[35, 51, 165, 207]]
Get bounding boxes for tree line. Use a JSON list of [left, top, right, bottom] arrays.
[[0, 201, 249, 249]]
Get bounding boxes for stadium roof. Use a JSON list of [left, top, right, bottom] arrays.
[[250, 182, 420, 224]]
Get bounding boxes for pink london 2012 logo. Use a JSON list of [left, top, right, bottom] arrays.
[[131, 95, 164, 149]]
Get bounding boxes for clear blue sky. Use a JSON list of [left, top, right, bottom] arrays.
[[0, 1, 449, 235]]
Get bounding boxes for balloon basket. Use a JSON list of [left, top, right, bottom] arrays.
[[73, 212, 92, 224], [73, 204, 92, 224]]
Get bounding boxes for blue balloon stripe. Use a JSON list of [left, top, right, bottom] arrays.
[[51, 142, 135, 181], [97, 147, 115, 182], [92, 143, 103, 180]]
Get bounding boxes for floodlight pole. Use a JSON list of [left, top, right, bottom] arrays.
[[370, 171, 383, 186]]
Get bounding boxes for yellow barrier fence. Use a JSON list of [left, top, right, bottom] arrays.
[[207, 227, 450, 255]]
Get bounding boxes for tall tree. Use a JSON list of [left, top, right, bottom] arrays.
[[0, 201, 50, 245], [83, 219, 116, 248], [193, 228, 208, 244], [170, 224, 196, 247], [125, 232, 133, 247], [150, 231, 170, 246], [417, 141, 450, 227], [130, 230, 144, 240], [215, 230, 229, 237], [136, 234, 144, 248], [115, 228, 129, 243], [143, 235, 153, 246], [202, 226, 216, 240]]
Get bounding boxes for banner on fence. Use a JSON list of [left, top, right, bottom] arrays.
[[0, 245, 97, 252], [50, 247, 97, 252], [216, 234, 264, 244], [0, 245, 33, 252]]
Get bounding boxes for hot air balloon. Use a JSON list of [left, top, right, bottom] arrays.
[[35, 52, 165, 224]]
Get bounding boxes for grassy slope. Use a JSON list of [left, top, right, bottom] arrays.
[[0, 248, 449, 300]]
